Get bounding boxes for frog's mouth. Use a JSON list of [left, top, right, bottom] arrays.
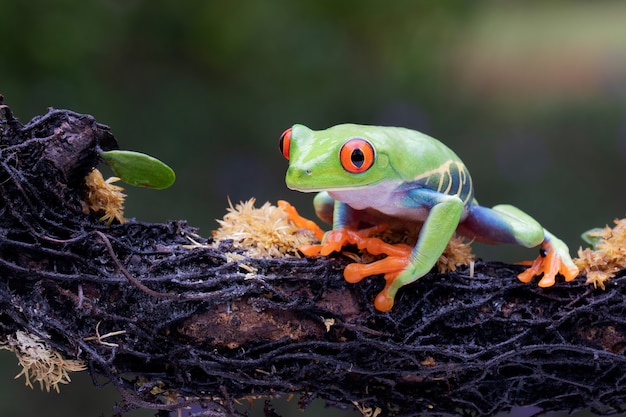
[[286, 175, 380, 193], [286, 183, 369, 193], [285, 166, 382, 193]]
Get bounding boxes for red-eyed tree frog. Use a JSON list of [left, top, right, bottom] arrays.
[[278, 124, 579, 312]]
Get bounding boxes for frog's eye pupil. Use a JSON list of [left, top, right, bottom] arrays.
[[279, 128, 292, 160], [351, 149, 365, 168], [339, 138, 375, 173]]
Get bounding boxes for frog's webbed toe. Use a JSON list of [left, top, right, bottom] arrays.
[[518, 240, 579, 287], [344, 241, 412, 312]]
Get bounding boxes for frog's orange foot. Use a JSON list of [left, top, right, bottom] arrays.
[[344, 252, 410, 283], [345, 248, 412, 312], [517, 241, 580, 287], [310, 225, 390, 256], [277, 200, 325, 240], [299, 244, 323, 257], [338, 229, 412, 283], [292, 222, 414, 312], [372, 268, 415, 312], [294, 226, 381, 258], [374, 282, 397, 313]]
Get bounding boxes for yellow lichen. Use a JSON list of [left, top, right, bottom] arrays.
[[82, 168, 127, 225], [437, 235, 475, 273], [212, 198, 318, 258], [575, 218, 626, 289], [0, 331, 86, 393]]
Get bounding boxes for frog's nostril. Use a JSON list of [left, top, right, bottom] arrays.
[[305, 169, 312, 175]]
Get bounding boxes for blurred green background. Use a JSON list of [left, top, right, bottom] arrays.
[[2, 0, 626, 416]]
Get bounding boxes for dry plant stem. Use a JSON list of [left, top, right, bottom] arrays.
[[1, 101, 626, 417]]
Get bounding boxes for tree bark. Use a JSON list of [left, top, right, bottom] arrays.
[[0, 97, 625, 417]]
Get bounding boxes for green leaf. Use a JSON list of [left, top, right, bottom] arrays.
[[581, 227, 605, 249], [100, 150, 175, 189]]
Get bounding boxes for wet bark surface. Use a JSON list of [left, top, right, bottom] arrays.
[[1, 97, 625, 417]]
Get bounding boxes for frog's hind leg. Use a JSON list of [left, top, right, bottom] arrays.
[[458, 204, 579, 287], [458, 204, 544, 247]]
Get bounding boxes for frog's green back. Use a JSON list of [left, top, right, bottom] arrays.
[[349, 125, 462, 177], [354, 125, 474, 205]]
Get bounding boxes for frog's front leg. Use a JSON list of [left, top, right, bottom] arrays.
[[374, 192, 464, 312], [310, 197, 391, 256], [283, 193, 385, 256], [457, 204, 579, 287]]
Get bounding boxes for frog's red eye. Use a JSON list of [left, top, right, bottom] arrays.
[[279, 128, 292, 160], [339, 138, 375, 173]]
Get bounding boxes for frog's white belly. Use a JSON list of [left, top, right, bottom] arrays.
[[328, 181, 430, 222]]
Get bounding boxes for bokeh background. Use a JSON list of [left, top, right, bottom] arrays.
[[2, 1, 626, 416]]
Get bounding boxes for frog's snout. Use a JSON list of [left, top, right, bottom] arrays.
[[285, 166, 314, 191], [287, 166, 312, 177]]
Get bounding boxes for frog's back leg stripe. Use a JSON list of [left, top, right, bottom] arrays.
[[457, 204, 544, 247]]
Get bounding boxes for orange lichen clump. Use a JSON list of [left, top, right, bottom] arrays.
[[82, 168, 127, 225], [575, 218, 626, 289]]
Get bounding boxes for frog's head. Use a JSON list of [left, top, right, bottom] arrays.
[[279, 124, 395, 192]]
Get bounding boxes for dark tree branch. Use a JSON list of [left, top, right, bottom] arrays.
[[0, 98, 625, 417]]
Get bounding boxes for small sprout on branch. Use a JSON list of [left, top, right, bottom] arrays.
[[0, 331, 86, 393], [84, 149, 175, 225], [575, 218, 626, 289], [581, 227, 606, 248], [100, 150, 176, 190]]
